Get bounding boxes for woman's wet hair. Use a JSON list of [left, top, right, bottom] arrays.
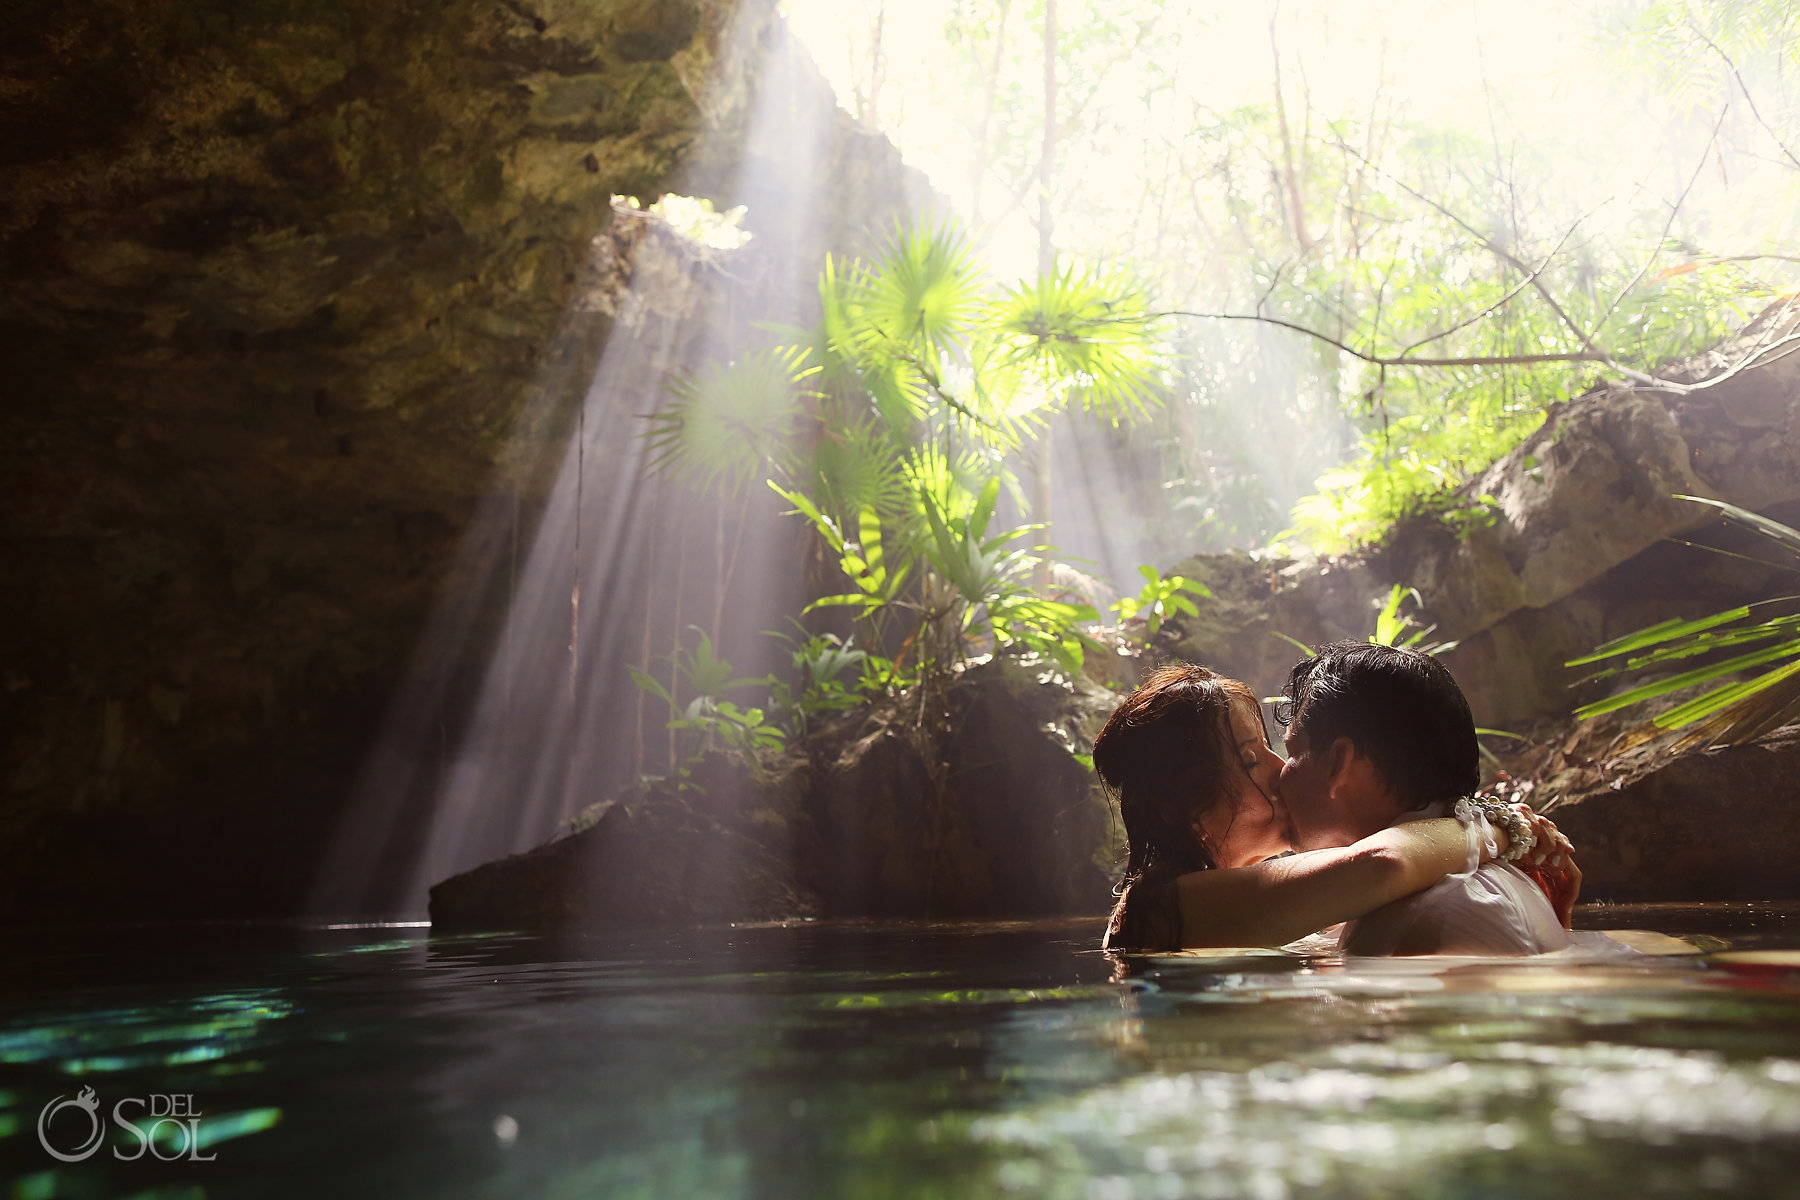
[[1275, 641, 1479, 808], [1091, 662, 1263, 885]]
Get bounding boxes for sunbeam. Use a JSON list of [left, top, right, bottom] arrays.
[[307, 6, 875, 918]]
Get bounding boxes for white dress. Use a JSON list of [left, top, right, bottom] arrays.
[[1338, 801, 1572, 957]]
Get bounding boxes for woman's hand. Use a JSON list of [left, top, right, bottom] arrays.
[[1511, 803, 1582, 928]]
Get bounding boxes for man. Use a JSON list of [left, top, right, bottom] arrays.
[[1276, 641, 1578, 955]]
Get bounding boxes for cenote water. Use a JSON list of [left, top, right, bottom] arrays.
[[5, 905, 1800, 1199]]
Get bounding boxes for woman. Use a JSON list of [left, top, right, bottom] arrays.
[[1092, 663, 1569, 951]]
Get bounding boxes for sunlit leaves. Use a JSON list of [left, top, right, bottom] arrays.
[[1369, 583, 1457, 656], [852, 221, 984, 362], [1566, 496, 1800, 748], [649, 215, 1163, 687], [808, 417, 912, 527], [984, 264, 1164, 426], [629, 626, 770, 706], [901, 442, 997, 529], [644, 346, 819, 495], [804, 222, 1163, 454], [915, 479, 1099, 674], [1112, 564, 1209, 637]]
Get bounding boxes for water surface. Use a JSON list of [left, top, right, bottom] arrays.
[[4, 903, 1800, 1198]]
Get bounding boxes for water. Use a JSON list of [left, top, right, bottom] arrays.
[[4, 905, 1800, 1199]]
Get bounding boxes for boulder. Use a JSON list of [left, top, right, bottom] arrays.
[[1160, 308, 1800, 729], [430, 656, 1120, 930], [1156, 550, 1376, 708], [429, 752, 821, 930], [1529, 723, 1800, 903]]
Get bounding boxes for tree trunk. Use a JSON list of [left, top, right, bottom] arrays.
[[969, 0, 1012, 228], [1031, 0, 1058, 591], [1268, 14, 1317, 255]]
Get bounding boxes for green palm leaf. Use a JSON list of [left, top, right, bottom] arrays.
[[983, 264, 1164, 424], [1674, 494, 1800, 563], [805, 417, 911, 529], [1567, 497, 1800, 746], [1573, 637, 1800, 721], [849, 220, 983, 363], [645, 346, 818, 494], [1566, 606, 1760, 667]]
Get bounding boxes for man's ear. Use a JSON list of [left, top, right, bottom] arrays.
[[1323, 736, 1366, 799]]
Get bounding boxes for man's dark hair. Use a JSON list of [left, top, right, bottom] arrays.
[[1275, 641, 1479, 808]]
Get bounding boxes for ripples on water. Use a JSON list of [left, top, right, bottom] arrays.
[[2, 903, 1799, 1198]]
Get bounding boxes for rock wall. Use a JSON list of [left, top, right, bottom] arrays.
[[1517, 722, 1800, 903], [0, 0, 928, 922], [1161, 309, 1800, 732]]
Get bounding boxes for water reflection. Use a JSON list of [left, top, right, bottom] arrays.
[[0, 910, 1797, 1198]]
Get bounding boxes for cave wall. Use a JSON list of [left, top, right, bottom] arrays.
[[0, 0, 928, 922]]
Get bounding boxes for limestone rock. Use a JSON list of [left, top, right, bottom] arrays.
[[430, 752, 820, 930], [431, 656, 1119, 930], [1161, 312, 1800, 728], [801, 657, 1117, 919], [0, 0, 930, 923], [1156, 551, 1375, 707], [1388, 390, 1712, 641], [1534, 723, 1800, 903]]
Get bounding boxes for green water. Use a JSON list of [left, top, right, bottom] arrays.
[[3, 904, 1800, 1199]]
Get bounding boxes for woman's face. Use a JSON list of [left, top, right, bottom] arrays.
[[1194, 695, 1295, 868]]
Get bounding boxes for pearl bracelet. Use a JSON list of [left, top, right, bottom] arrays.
[[1454, 796, 1537, 863]]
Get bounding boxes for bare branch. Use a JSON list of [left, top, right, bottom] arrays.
[[1592, 105, 1731, 339], [1321, 122, 1701, 392], [1684, 293, 1800, 395], [1268, 12, 1318, 253], [1663, 253, 1800, 270], [1324, 125, 1608, 360], [1160, 310, 1609, 368], [1689, 21, 1800, 172], [1253, 259, 1291, 312], [1396, 205, 1595, 359]]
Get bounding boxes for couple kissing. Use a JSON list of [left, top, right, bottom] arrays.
[[1094, 642, 1587, 956]]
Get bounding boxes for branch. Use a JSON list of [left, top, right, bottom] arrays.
[[1322, 123, 1700, 392], [1325, 125, 1608, 360], [1591, 105, 1730, 339], [1660, 253, 1800, 272], [1396, 204, 1597, 359], [1689, 21, 1800, 172], [1684, 293, 1800, 395], [1268, 14, 1318, 253], [1159, 310, 1609, 367]]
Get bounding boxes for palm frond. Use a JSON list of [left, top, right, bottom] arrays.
[[1573, 636, 1800, 721], [849, 220, 984, 363], [1566, 498, 1800, 748], [1675, 494, 1800, 563], [804, 417, 911, 530], [902, 443, 1005, 528], [1670, 660, 1800, 751], [645, 346, 818, 494], [983, 264, 1165, 423]]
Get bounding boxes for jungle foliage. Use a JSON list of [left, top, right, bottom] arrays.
[[634, 220, 1166, 754], [872, 0, 1800, 555]]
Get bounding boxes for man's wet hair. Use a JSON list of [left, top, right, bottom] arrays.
[[1275, 641, 1480, 808]]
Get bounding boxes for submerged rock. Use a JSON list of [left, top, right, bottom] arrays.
[[430, 656, 1120, 930]]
